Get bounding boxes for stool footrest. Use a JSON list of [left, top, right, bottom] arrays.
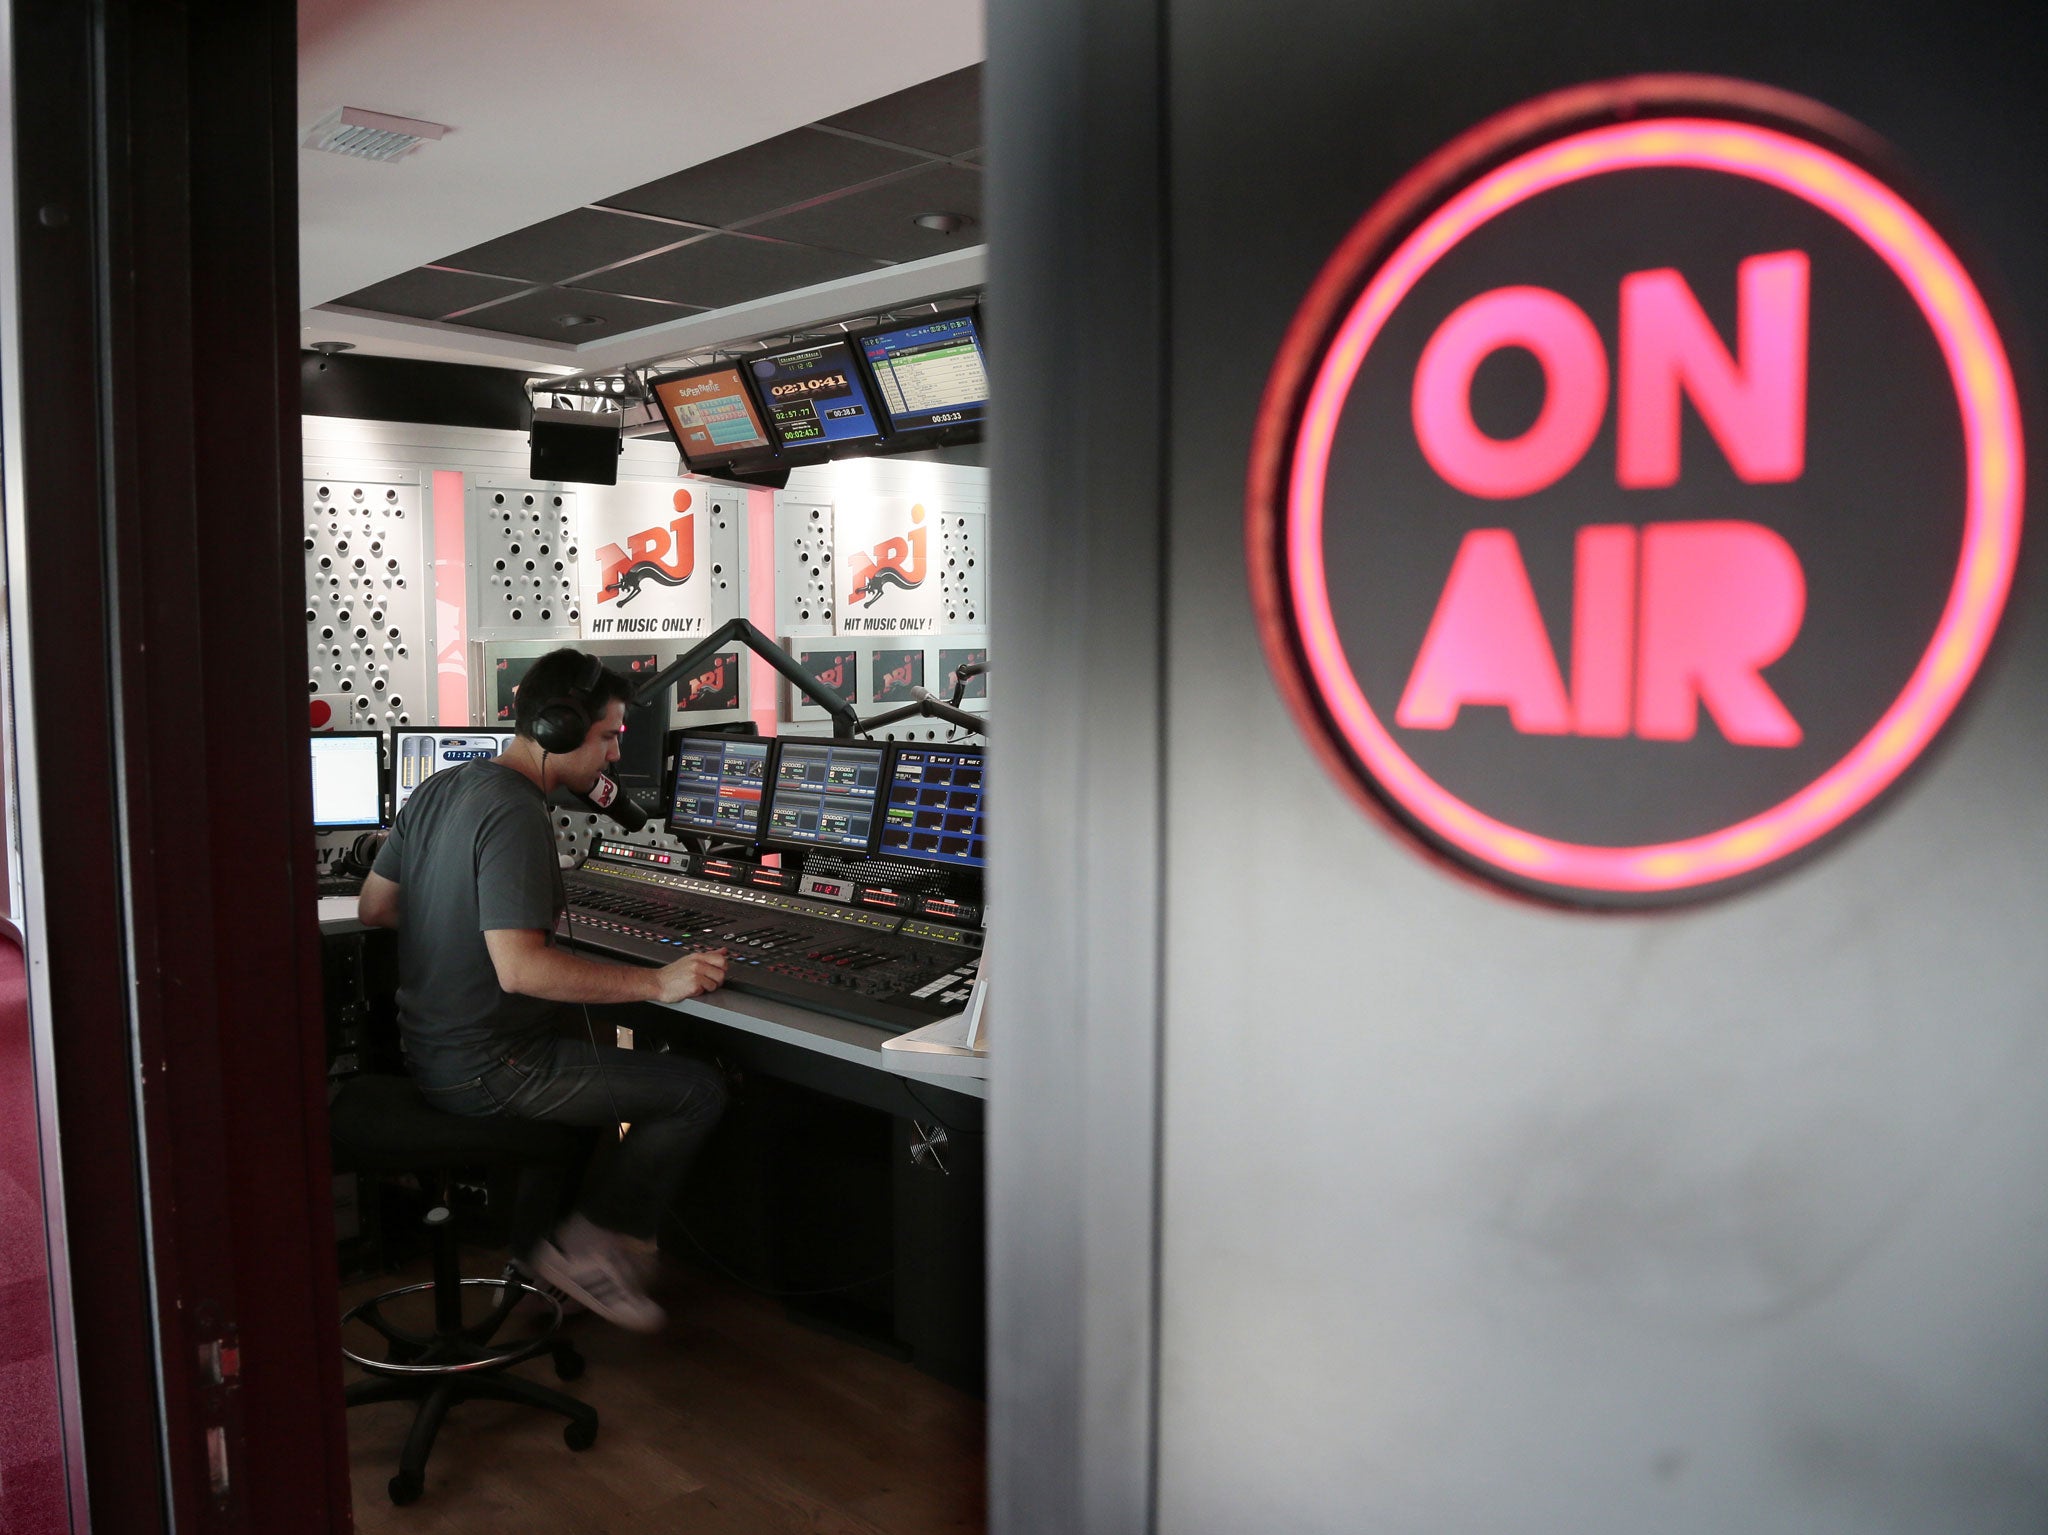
[[342, 1276, 561, 1376]]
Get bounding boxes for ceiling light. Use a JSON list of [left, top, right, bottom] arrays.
[[556, 315, 603, 330], [302, 106, 449, 164], [309, 341, 355, 356], [913, 212, 972, 235]]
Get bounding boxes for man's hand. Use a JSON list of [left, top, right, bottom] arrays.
[[651, 948, 728, 1003]]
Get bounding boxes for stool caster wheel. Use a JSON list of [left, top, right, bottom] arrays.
[[564, 1418, 597, 1452], [388, 1470, 424, 1506], [553, 1343, 585, 1381]]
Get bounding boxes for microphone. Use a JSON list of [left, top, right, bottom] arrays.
[[552, 771, 651, 832]]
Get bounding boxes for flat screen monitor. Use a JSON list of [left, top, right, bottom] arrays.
[[390, 726, 517, 816], [855, 311, 989, 435], [310, 731, 385, 830], [665, 730, 775, 840], [649, 364, 775, 473], [763, 737, 891, 854], [879, 744, 986, 870], [751, 341, 882, 450]]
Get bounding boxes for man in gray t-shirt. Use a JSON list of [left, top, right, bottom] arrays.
[[361, 649, 728, 1332]]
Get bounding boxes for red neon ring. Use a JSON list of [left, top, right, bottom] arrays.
[[1280, 116, 2024, 894]]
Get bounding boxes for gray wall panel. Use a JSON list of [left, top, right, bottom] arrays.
[[1152, 1, 2048, 1531]]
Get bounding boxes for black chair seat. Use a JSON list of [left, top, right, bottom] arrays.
[[331, 1072, 585, 1174]]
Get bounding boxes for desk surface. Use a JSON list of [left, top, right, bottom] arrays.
[[318, 899, 987, 1099]]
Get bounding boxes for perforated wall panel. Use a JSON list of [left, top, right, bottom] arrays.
[[467, 481, 582, 641], [303, 478, 432, 734]]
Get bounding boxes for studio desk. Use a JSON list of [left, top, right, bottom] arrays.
[[318, 894, 988, 1393]]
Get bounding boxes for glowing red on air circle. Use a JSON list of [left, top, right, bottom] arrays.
[[1250, 93, 2025, 900]]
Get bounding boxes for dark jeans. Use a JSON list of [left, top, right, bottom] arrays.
[[421, 1033, 728, 1249]]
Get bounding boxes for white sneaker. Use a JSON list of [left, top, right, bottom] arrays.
[[613, 1233, 661, 1289], [528, 1220, 666, 1334]]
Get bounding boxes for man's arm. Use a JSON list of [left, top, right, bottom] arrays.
[[357, 871, 401, 928], [483, 928, 728, 1006]]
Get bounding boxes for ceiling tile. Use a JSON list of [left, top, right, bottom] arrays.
[[819, 64, 983, 157], [572, 233, 882, 311], [438, 207, 702, 285], [744, 165, 984, 263], [446, 285, 699, 341], [598, 128, 926, 228], [331, 266, 533, 320]]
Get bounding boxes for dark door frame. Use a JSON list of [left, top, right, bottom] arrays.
[[5, 2, 350, 1527]]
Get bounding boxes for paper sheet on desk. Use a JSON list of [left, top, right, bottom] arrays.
[[317, 896, 361, 922]]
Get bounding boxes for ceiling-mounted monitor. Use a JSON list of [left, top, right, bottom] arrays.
[[853, 309, 989, 437], [752, 340, 883, 452], [648, 363, 777, 479]]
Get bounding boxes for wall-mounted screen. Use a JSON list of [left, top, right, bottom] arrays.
[[880, 744, 986, 870], [856, 312, 989, 434], [390, 727, 517, 816], [874, 648, 925, 704], [763, 738, 890, 853], [311, 731, 385, 830], [650, 364, 774, 470], [666, 731, 774, 840], [753, 341, 882, 449]]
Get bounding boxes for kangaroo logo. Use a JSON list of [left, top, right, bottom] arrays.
[[597, 489, 695, 607], [603, 565, 689, 606], [847, 503, 928, 608]]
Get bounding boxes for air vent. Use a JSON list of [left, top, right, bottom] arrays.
[[302, 107, 449, 164]]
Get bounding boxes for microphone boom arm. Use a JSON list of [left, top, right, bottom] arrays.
[[630, 618, 861, 739]]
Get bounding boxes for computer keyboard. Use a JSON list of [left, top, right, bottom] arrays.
[[317, 876, 365, 898]]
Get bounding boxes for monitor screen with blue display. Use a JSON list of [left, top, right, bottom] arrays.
[[389, 727, 517, 816], [666, 731, 774, 840], [753, 341, 882, 449], [879, 744, 986, 870], [763, 738, 890, 853], [856, 312, 989, 434]]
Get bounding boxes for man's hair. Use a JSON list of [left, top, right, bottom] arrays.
[[513, 648, 634, 742]]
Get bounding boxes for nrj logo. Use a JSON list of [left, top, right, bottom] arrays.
[[598, 488, 695, 606], [686, 655, 731, 702], [847, 503, 928, 607]]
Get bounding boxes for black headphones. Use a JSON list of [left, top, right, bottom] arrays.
[[529, 652, 607, 755]]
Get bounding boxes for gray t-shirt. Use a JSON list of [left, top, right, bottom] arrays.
[[371, 760, 565, 1089]]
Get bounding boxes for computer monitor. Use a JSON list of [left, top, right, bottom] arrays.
[[648, 363, 776, 476], [310, 731, 386, 830], [762, 738, 891, 855], [853, 310, 989, 436], [751, 341, 883, 450], [389, 726, 517, 816], [879, 743, 987, 870], [665, 730, 776, 841]]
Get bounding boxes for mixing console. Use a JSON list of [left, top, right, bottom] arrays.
[[559, 841, 982, 1034]]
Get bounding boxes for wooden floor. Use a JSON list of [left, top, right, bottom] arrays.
[[342, 1254, 986, 1534]]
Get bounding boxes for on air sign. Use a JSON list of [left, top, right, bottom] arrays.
[[1248, 78, 2025, 904]]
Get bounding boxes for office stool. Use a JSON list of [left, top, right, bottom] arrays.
[[330, 1073, 599, 1507]]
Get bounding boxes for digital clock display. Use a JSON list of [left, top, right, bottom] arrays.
[[752, 342, 881, 448]]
